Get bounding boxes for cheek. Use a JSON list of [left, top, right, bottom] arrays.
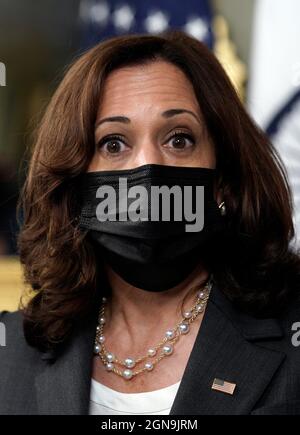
[[201, 141, 216, 169], [87, 153, 101, 172], [186, 142, 216, 169], [206, 147, 216, 169]]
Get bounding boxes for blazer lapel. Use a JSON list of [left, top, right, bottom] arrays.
[[169, 282, 286, 415]]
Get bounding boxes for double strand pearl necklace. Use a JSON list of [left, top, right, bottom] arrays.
[[93, 275, 213, 380]]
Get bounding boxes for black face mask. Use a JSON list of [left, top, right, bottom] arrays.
[[78, 164, 225, 292]]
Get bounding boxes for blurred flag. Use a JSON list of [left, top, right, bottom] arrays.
[[248, 0, 300, 246], [79, 0, 214, 50]]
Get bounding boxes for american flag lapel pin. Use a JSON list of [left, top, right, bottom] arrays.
[[211, 378, 236, 395]]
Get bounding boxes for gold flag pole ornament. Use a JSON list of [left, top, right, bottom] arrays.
[[213, 15, 247, 101]]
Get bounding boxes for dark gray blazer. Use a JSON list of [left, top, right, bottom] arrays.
[[1, 281, 300, 415]]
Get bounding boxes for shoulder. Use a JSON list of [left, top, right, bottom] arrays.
[[280, 291, 300, 328], [0, 309, 23, 324], [258, 292, 300, 385], [279, 292, 300, 348], [0, 310, 42, 414], [0, 309, 41, 371], [0, 309, 24, 342], [249, 294, 300, 411]]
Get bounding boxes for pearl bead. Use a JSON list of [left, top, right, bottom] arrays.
[[124, 358, 135, 368], [196, 304, 204, 313], [96, 325, 101, 332], [145, 362, 154, 371], [99, 317, 106, 325], [198, 291, 206, 300], [123, 369, 133, 380], [165, 329, 175, 340], [102, 297, 107, 303], [106, 362, 114, 371], [106, 352, 115, 363], [179, 322, 190, 334], [148, 348, 156, 357], [183, 311, 192, 319], [163, 344, 173, 355], [98, 335, 105, 344], [94, 343, 101, 354]]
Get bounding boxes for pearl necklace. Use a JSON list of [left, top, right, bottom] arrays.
[[93, 275, 213, 380]]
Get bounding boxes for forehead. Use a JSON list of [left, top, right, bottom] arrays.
[[97, 61, 200, 117]]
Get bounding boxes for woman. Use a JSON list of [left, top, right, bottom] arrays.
[[1, 30, 300, 415]]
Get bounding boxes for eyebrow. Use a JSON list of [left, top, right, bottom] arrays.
[[95, 108, 201, 128]]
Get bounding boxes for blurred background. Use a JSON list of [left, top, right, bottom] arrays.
[[0, 0, 299, 311]]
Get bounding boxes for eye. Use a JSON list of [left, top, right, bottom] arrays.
[[165, 131, 196, 150], [96, 134, 128, 155]]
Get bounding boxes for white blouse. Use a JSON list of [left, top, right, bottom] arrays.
[[88, 377, 181, 415]]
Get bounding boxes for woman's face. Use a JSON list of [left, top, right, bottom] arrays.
[[89, 60, 216, 171]]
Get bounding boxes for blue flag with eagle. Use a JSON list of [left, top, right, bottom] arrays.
[[79, 0, 214, 50]]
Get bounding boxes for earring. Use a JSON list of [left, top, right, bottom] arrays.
[[218, 201, 226, 216]]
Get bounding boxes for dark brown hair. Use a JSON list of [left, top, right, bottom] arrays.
[[17, 30, 300, 351]]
